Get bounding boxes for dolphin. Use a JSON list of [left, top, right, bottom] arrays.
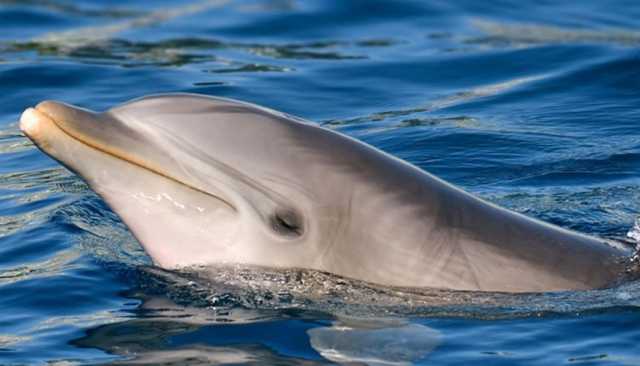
[[19, 93, 632, 293]]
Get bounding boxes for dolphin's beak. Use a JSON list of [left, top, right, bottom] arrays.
[[21, 101, 107, 149], [21, 100, 151, 176], [20, 101, 84, 144], [35, 100, 87, 122], [20, 105, 53, 142], [20, 100, 235, 212]]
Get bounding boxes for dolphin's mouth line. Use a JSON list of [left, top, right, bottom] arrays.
[[34, 105, 237, 212]]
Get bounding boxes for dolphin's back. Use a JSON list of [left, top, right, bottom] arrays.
[[282, 116, 629, 292]]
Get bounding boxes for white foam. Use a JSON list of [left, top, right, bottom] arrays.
[[626, 217, 640, 252]]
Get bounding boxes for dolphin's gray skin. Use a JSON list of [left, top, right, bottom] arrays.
[[19, 94, 631, 293]]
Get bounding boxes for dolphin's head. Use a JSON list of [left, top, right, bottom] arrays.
[[20, 94, 366, 270], [21, 94, 629, 292]]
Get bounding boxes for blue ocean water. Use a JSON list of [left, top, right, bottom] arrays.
[[1, 0, 640, 364]]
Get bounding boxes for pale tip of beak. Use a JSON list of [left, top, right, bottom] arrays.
[[20, 108, 40, 136], [20, 107, 54, 139]]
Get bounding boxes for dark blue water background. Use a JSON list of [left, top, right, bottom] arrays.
[[1, 1, 640, 364]]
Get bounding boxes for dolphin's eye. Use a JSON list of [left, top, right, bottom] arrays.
[[271, 209, 303, 237]]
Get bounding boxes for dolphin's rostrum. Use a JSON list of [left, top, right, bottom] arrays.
[[20, 94, 631, 293]]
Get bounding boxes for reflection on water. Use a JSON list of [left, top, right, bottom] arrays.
[[72, 293, 441, 365], [470, 19, 640, 47], [71, 294, 328, 365], [4, 36, 377, 69], [308, 319, 440, 365], [30, 0, 231, 49], [67, 274, 640, 365], [0, 247, 81, 286], [0, 0, 142, 18], [323, 74, 548, 129]]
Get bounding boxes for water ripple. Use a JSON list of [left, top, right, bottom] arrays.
[[470, 19, 640, 47], [0, 247, 81, 285], [323, 74, 548, 127]]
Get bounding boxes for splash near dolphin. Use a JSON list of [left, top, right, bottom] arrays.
[[19, 94, 633, 293]]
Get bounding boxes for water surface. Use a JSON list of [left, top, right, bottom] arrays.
[[1, 0, 640, 364]]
